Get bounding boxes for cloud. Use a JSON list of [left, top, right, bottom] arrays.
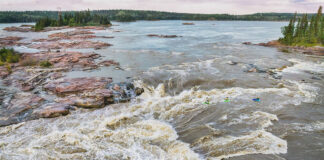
[[0, 0, 322, 14]]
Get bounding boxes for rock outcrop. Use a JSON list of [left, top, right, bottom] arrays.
[[29, 41, 112, 50]]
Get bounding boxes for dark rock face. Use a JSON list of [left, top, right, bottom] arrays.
[[243, 64, 267, 73], [147, 34, 180, 38], [107, 82, 144, 103]]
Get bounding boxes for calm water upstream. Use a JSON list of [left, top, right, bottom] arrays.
[[0, 21, 323, 160]]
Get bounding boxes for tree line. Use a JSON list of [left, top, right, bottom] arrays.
[[0, 10, 317, 23], [35, 10, 111, 31], [280, 6, 323, 46]]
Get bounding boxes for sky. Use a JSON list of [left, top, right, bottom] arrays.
[[0, 0, 323, 14]]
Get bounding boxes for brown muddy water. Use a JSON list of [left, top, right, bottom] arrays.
[[0, 21, 323, 160]]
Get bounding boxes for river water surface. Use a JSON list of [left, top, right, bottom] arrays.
[[0, 21, 323, 160]]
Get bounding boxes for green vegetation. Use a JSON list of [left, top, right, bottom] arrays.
[[0, 10, 320, 23], [280, 6, 323, 47], [39, 60, 52, 68], [35, 10, 111, 31], [0, 48, 20, 65]]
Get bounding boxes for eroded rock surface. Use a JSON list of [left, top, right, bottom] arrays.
[[3, 26, 33, 32], [44, 77, 113, 95], [29, 41, 112, 50], [0, 36, 26, 47]]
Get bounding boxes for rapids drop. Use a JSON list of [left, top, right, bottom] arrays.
[[0, 21, 323, 160]]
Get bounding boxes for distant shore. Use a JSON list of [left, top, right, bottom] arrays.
[[0, 10, 308, 23]]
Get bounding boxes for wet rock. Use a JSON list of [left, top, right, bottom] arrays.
[[311, 76, 321, 80], [147, 34, 180, 38], [56, 89, 113, 108], [0, 92, 45, 126], [244, 64, 266, 73], [44, 77, 113, 95], [107, 82, 144, 103], [227, 61, 238, 65], [135, 87, 144, 96], [99, 60, 120, 67], [242, 42, 252, 45], [33, 103, 70, 118], [272, 74, 282, 79], [277, 65, 288, 71], [182, 23, 195, 25], [99, 36, 114, 39]]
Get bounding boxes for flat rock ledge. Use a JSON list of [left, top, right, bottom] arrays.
[[0, 77, 144, 127]]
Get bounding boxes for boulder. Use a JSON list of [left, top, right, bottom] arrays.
[[34, 103, 70, 118]]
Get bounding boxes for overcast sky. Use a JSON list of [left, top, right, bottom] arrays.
[[0, 0, 323, 14]]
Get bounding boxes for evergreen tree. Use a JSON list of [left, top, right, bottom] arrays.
[[280, 6, 323, 46]]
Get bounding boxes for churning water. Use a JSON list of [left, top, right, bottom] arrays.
[[0, 21, 323, 160]]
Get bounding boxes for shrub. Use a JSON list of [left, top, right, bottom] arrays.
[[5, 64, 12, 73], [0, 48, 20, 63], [40, 60, 52, 68]]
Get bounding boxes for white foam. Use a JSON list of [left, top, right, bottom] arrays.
[[283, 58, 324, 74], [192, 130, 287, 160]]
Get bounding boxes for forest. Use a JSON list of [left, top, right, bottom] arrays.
[[280, 6, 323, 46], [34, 10, 111, 31], [0, 10, 316, 23]]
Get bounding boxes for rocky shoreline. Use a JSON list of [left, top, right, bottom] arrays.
[[243, 40, 324, 56], [0, 25, 144, 127]]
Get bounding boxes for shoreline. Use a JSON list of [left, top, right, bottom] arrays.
[[243, 40, 324, 56]]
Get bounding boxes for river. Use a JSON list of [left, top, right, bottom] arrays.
[[0, 21, 323, 160]]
